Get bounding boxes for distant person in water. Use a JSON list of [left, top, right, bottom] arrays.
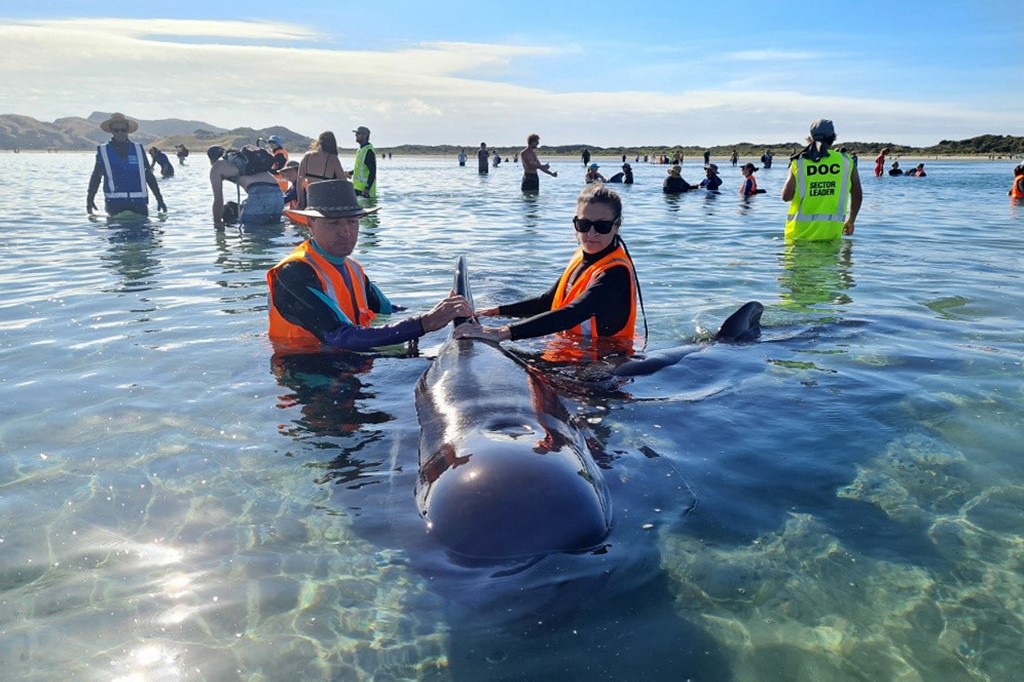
[[266, 135, 289, 172], [458, 148, 467, 166], [86, 113, 167, 217], [585, 163, 607, 184], [581, 147, 591, 166], [663, 165, 697, 193], [175, 144, 189, 165], [148, 147, 174, 178], [1010, 164, 1024, 198], [874, 147, 890, 177], [297, 131, 346, 209], [703, 149, 711, 166], [520, 133, 558, 192], [760, 149, 773, 169], [267, 179, 471, 354], [888, 161, 904, 176], [351, 126, 377, 198], [905, 163, 926, 177], [478, 142, 489, 174], [782, 118, 862, 240], [277, 160, 300, 209], [699, 163, 723, 191], [730, 149, 738, 166], [209, 145, 284, 228], [740, 163, 763, 196], [607, 162, 633, 184]]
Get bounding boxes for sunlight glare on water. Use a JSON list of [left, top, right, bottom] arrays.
[[1, 151, 1023, 680]]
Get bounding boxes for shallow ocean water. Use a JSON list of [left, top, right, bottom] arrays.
[[1, 152, 1023, 681]]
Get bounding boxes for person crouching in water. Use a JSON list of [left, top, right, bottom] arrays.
[[267, 179, 471, 354], [208, 145, 284, 228], [149, 147, 175, 179]]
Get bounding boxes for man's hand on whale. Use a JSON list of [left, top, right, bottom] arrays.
[[420, 294, 474, 332]]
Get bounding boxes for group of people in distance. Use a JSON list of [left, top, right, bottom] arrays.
[[85, 112, 378, 229], [872, 147, 928, 178], [87, 112, 1020, 363]]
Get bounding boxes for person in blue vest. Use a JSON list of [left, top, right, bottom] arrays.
[[148, 147, 175, 178], [86, 113, 167, 216], [351, 125, 377, 198]]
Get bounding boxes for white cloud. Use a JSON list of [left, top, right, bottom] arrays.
[[0, 18, 1017, 147]]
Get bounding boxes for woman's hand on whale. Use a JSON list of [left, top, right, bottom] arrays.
[[453, 322, 511, 342]]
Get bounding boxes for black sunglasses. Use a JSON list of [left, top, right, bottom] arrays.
[[573, 217, 618, 234]]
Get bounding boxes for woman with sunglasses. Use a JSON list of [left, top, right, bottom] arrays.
[[455, 184, 638, 350]]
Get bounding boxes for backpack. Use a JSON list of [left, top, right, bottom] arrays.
[[225, 144, 275, 176]]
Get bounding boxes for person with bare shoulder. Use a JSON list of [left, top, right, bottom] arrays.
[[297, 132, 346, 209], [520, 133, 557, 192]]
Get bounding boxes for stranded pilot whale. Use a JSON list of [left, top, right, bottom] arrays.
[[414, 257, 611, 560], [610, 300, 764, 377]]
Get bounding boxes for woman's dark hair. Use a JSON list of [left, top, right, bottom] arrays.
[[313, 131, 338, 155], [575, 184, 622, 220]]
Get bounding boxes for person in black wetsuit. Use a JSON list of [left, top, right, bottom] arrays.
[[663, 165, 697, 193], [454, 184, 638, 350], [267, 179, 471, 353]]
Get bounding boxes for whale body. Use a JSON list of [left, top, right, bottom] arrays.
[[414, 258, 611, 560]]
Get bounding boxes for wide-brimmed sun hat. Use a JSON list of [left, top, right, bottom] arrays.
[[288, 179, 380, 219], [707, 163, 719, 173], [100, 112, 139, 134]]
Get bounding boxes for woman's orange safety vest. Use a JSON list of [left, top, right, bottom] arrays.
[[267, 241, 376, 353], [551, 244, 637, 342], [1012, 176, 1024, 199]]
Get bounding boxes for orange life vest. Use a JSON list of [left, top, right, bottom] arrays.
[[267, 241, 376, 353], [741, 174, 758, 196], [1012, 176, 1024, 199], [551, 244, 637, 342]]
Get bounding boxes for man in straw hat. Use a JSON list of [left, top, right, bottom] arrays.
[[782, 118, 862, 240], [268, 179, 471, 353], [87, 113, 167, 217]]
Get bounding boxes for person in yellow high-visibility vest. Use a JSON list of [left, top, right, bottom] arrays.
[[781, 119, 862, 241], [351, 125, 377, 198]]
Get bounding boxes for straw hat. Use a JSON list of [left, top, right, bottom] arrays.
[[100, 113, 139, 134], [288, 179, 380, 219]]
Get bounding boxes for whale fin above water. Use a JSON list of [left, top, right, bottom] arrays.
[[715, 301, 763, 342], [612, 301, 763, 377]]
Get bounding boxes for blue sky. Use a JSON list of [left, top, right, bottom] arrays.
[[2, 1, 1021, 146]]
